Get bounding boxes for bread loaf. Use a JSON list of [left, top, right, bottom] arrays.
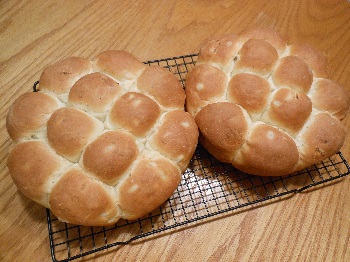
[[185, 28, 349, 176], [6, 50, 199, 226]]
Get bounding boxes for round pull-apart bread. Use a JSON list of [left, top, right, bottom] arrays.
[[185, 28, 349, 177], [6, 50, 199, 226]]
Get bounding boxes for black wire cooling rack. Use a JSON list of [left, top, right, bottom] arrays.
[[43, 54, 350, 262]]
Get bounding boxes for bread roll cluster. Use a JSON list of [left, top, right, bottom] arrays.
[[6, 50, 198, 226], [6, 28, 350, 225], [186, 28, 349, 176]]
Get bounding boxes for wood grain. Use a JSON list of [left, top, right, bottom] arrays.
[[1, 1, 350, 261]]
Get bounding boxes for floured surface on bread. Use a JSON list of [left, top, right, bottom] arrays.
[[186, 28, 349, 176], [6, 50, 199, 226]]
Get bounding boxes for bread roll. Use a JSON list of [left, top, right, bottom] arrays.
[[186, 28, 349, 176], [6, 50, 199, 226]]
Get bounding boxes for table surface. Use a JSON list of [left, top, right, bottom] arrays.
[[1, 1, 350, 261]]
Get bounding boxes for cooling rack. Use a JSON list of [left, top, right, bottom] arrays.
[[41, 54, 350, 262]]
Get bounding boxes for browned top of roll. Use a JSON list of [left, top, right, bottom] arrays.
[[6, 92, 60, 141], [137, 65, 186, 109], [47, 107, 103, 162], [68, 72, 123, 117], [49, 167, 119, 226], [289, 44, 328, 78], [7, 141, 67, 207], [236, 39, 279, 75], [227, 73, 271, 115], [39, 57, 92, 95], [117, 156, 181, 220], [93, 50, 146, 81], [272, 56, 313, 93], [81, 130, 139, 186], [107, 92, 162, 137], [185, 64, 228, 116], [311, 79, 350, 121], [239, 27, 287, 55], [298, 112, 346, 166], [195, 102, 249, 163], [150, 110, 199, 171], [261, 87, 312, 134], [197, 34, 241, 68], [233, 123, 300, 176]]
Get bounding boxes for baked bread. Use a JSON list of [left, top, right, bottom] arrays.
[[185, 28, 349, 176], [6, 50, 199, 226]]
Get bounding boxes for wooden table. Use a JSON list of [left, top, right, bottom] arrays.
[[1, 1, 350, 261]]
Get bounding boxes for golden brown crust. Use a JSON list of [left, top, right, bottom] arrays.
[[239, 27, 287, 55], [235, 39, 278, 75], [47, 107, 103, 162], [49, 167, 119, 226], [39, 57, 92, 95], [7, 141, 65, 207], [197, 34, 241, 70], [311, 79, 350, 121], [93, 50, 146, 81], [298, 112, 346, 166], [68, 72, 123, 118], [107, 92, 161, 137], [195, 103, 249, 163], [117, 156, 181, 220], [81, 131, 139, 186], [149, 110, 199, 171], [185, 64, 228, 116], [137, 65, 185, 108], [289, 44, 328, 78], [227, 73, 271, 115], [233, 123, 299, 176], [6, 92, 60, 141], [272, 56, 313, 93], [261, 87, 312, 134]]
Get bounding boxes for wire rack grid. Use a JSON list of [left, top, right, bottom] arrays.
[[41, 54, 350, 262]]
